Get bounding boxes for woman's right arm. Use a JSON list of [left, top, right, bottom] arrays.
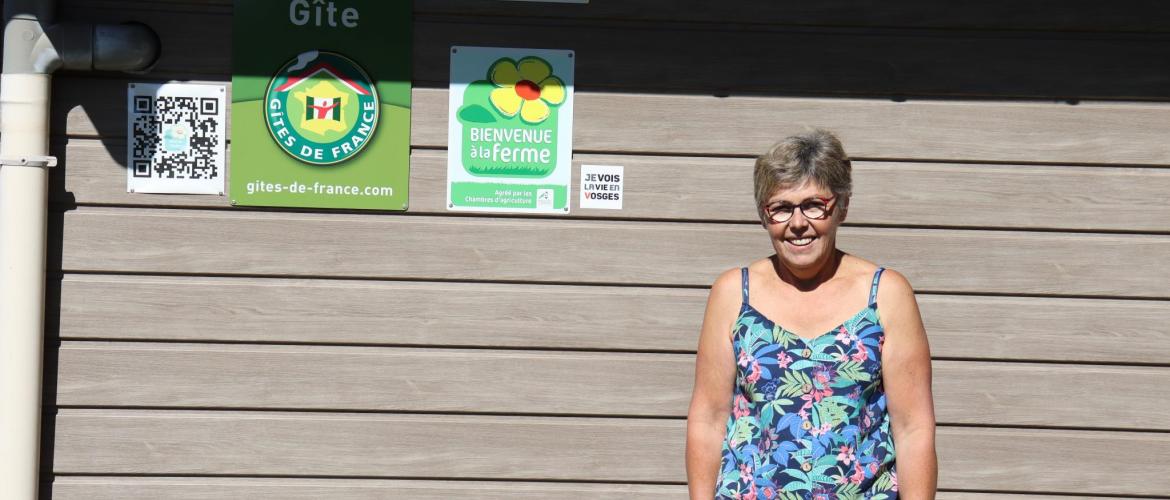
[[686, 268, 741, 500]]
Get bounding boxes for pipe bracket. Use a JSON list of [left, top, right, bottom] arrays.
[[0, 155, 57, 167]]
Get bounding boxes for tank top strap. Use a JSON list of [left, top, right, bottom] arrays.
[[740, 267, 750, 310], [868, 267, 886, 307]]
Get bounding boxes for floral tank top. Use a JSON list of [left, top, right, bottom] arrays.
[[715, 267, 898, 500]]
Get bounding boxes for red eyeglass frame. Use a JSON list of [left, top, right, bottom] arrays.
[[762, 195, 838, 224]]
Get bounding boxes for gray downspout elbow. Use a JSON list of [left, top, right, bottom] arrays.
[[43, 21, 161, 73], [6, 17, 160, 74]]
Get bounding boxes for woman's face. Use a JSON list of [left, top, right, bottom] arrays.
[[761, 180, 846, 276]]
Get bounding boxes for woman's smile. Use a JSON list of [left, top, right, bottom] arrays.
[[784, 235, 817, 248]]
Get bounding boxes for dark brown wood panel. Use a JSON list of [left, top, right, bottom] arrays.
[[54, 341, 1170, 430], [55, 81, 1170, 165], [54, 275, 1170, 363], [57, 3, 1170, 99], [425, 1, 1170, 33], [425, 0, 1170, 33], [51, 409, 1170, 495], [56, 207, 1170, 298], [56, 140, 1170, 232], [63, 0, 1170, 33], [411, 22, 1170, 99], [417, 1, 1170, 33]]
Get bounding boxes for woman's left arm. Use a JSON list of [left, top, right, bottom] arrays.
[[877, 269, 938, 499]]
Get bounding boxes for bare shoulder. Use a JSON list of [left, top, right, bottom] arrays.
[[873, 268, 926, 338], [699, 266, 746, 344], [743, 257, 777, 282], [708, 266, 744, 309], [838, 253, 884, 288], [876, 267, 916, 305]]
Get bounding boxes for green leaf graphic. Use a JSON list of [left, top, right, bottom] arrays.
[[458, 104, 497, 124]]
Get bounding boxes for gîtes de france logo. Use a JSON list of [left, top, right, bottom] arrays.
[[265, 50, 378, 165]]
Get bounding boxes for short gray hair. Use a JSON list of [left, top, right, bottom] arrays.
[[753, 129, 853, 220]]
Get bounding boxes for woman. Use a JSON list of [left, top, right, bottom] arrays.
[[686, 130, 937, 499]]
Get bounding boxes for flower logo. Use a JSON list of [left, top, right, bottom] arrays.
[[486, 57, 565, 124]]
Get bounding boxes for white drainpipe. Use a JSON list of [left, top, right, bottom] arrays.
[[0, 77, 52, 500], [1, 2, 157, 498]]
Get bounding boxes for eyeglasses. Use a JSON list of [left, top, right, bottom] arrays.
[[763, 196, 836, 224]]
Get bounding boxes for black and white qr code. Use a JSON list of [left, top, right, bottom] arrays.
[[131, 94, 222, 180]]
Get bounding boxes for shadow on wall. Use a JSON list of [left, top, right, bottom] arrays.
[[44, 0, 1170, 171]]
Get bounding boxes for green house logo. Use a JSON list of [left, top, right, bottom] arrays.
[[264, 51, 379, 165]]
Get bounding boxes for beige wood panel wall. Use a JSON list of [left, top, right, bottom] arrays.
[[41, 477, 1167, 500], [39, 1, 1170, 499]]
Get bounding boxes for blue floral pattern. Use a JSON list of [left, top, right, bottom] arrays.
[[715, 267, 897, 500]]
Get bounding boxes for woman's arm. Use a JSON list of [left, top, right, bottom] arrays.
[[877, 269, 938, 499], [686, 268, 740, 500]]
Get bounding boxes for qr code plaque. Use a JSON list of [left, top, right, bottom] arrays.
[[126, 83, 226, 194]]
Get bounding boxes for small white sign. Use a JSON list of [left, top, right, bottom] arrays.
[[579, 164, 623, 209], [127, 82, 226, 195]]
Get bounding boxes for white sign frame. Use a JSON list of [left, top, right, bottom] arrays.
[[447, 46, 575, 214], [127, 82, 226, 195]]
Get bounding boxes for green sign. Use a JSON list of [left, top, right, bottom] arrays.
[[448, 47, 575, 214], [231, 0, 410, 210]]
